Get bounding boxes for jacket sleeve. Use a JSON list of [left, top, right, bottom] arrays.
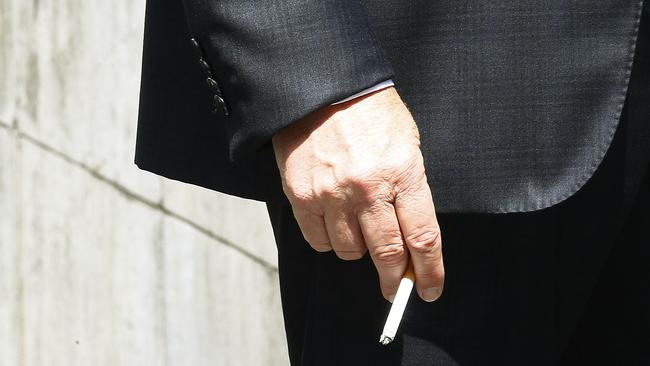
[[180, 0, 395, 160]]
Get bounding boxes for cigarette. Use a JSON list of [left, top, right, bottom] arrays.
[[379, 261, 415, 345]]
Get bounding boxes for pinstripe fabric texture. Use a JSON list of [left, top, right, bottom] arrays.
[[135, 0, 648, 213]]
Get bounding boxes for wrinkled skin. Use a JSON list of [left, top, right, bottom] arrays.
[[272, 87, 445, 302]]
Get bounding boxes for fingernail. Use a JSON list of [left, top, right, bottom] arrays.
[[419, 287, 442, 302]]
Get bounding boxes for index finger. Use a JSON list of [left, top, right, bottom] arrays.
[[394, 177, 444, 302]]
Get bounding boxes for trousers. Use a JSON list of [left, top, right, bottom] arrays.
[[266, 101, 650, 365]]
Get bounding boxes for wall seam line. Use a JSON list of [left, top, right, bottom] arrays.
[[0, 119, 278, 273]]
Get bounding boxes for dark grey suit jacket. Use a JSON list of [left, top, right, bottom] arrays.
[[135, 0, 649, 213]]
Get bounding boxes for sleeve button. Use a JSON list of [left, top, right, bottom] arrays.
[[212, 95, 229, 116], [206, 77, 222, 94], [198, 59, 211, 71], [189, 38, 204, 59]]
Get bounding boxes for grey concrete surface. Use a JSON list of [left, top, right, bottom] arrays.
[[0, 0, 289, 364]]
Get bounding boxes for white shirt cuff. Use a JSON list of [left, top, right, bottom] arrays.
[[331, 79, 395, 105]]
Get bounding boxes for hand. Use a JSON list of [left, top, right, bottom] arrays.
[[272, 87, 444, 302]]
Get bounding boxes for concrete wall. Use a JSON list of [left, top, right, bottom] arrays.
[[0, 0, 289, 364]]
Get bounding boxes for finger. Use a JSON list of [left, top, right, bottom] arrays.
[[323, 209, 367, 260], [358, 201, 408, 301], [292, 208, 332, 252], [394, 178, 444, 302]]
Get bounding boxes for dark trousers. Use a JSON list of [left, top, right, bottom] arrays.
[[266, 109, 650, 365]]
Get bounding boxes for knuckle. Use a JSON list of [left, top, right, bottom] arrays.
[[394, 172, 426, 197], [342, 172, 366, 188], [348, 178, 392, 207], [314, 181, 343, 202], [312, 168, 396, 208], [328, 165, 391, 202], [370, 242, 406, 267], [359, 185, 392, 207], [382, 228, 404, 244], [388, 158, 426, 193], [406, 227, 442, 255], [285, 186, 315, 207]]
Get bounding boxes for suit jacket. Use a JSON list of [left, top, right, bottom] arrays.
[[135, 0, 649, 213]]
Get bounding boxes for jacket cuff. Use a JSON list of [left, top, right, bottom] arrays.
[[181, 0, 394, 161]]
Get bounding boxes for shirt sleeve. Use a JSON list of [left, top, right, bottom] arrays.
[[332, 80, 395, 105]]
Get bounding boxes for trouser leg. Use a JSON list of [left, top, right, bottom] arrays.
[[266, 109, 646, 366], [267, 200, 404, 366], [559, 169, 650, 366]]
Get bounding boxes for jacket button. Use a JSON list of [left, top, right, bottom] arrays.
[[198, 59, 211, 72], [206, 77, 222, 94], [212, 95, 229, 116], [190, 37, 229, 116], [189, 38, 204, 59]]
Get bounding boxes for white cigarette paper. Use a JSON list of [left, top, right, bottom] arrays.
[[379, 263, 415, 345]]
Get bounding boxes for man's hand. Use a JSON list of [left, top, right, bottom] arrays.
[[272, 87, 444, 302]]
